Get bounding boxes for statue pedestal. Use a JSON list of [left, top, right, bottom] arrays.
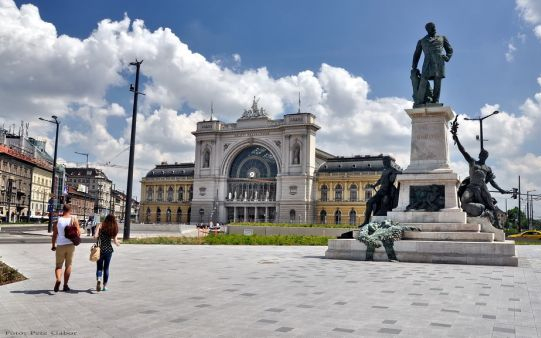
[[325, 105, 516, 266]]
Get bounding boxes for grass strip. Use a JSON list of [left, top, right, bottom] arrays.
[[0, 260, 27, 286], [124, 234, 331, 246], [229, 222, 353, 229]]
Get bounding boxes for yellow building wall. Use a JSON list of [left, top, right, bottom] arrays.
[[315, 172, 380, 225], [140, 177, 193, 224]]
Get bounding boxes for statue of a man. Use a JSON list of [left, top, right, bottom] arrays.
[[451, 121, 510, 226], [361, 157, 401, 226], [412, 22, 453, 107]]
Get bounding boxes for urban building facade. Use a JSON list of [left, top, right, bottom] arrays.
[[140, 99, 395, 225], [30, 166, 53, 221], [65, 168, 112, 217], [66, 185, 94, 223]]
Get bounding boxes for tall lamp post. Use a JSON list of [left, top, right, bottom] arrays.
[[124, 59, 144, 241], [464, 110, 499, 152], [75, 151, 89, 168], [527, 190, 536, 230], [39, 115, 60, 233]]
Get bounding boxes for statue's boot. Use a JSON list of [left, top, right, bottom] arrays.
[[365, 246, 375, 261], [383, 241, 399, 262]]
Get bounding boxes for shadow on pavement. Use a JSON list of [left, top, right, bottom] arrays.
[[11, 288, 95, 295]]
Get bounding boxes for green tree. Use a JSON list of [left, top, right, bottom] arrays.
[[506, 207, 527, 229]]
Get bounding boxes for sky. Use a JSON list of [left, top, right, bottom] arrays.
[[1, 0, 541, 215]]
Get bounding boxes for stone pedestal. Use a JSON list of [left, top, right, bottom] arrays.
[[325, 105, 517, 266]]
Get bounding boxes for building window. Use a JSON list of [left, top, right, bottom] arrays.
[[156, 208, 161, 223], [349, 209, 357, 225], [289, 209, 296, 223], [147, 187, 153, 202], [320, 210, 327, 224], [335, 210, 342, 224], [364, 184, 373, 201], [167, 186, 174, 202], [321, 185, 328, 202], [145, 208, 151, 223], [350, 184, 358, 202], [188, 186, 193, 201], [166, 208, 172, 223], [157, 187, 163, 201], [187, 207, 191, 224], [178, 187, 184, 201], [176, 208, 182, 223], [335, 184, 343, 202]]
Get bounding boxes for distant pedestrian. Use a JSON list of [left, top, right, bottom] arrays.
[[51, 204, 80, 292], [86, 216, 94, 236], [91, 214, 98, 236], [94, 214, 120, 292]]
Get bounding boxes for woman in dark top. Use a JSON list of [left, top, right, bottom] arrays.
[[94, 214, 120, 292]]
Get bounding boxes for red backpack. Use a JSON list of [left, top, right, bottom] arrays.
[[64, 218, 81, 246]]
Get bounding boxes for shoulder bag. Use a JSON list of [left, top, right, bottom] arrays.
[[89, 236, 101, 262], [64, 217, 81, 246]]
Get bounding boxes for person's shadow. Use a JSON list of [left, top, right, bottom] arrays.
[[11, 288, 94, 295]]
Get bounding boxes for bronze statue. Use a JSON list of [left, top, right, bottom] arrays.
[[412, 22, 453, 107], [361, 157, 400, 226], [451, 118, 510, 227]]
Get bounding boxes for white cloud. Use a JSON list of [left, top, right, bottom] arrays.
[[517, 0, 541, 39], [505, 42, 517, 62]]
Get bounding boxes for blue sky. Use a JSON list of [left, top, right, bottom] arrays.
[[3, 0, 541, 211]]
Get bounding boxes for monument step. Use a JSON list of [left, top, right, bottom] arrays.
[[403, 231, 494, 242], [403, 223, 480, 232], [325, 239, 518, 266], [387, 211, 467, 224]]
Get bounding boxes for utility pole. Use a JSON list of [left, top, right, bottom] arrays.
[[6, 178, 13, 223], [124, 59, 143, 240], [518, 176, 522, 232], [39, 115, 60, 233], [75, 151, 89, 168]]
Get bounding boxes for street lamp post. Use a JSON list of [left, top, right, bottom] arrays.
[[527, 190, 536, 230], [124, 59, 143, 241], [39, 115, 60, 233], [464, 110, 499, 152], [75, 151, 89, 168]]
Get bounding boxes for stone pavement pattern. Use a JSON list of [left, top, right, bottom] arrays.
[[1, 244, 540, 337]]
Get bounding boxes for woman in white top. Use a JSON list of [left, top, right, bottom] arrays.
[[51, 204, 80, 292]]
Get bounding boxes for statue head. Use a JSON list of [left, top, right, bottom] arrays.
[[425, 22, 436, 37], [367, 223, 377, 235], [479, 149, 489, 163]]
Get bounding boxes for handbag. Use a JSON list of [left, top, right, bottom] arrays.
[[89, 236, 101, 262], [64, 217, 81, 246]]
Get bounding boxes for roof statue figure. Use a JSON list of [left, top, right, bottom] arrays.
[[241, 96, 268, 119], [411, 22, 453, 107]]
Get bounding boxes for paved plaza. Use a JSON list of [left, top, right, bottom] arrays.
[[1, 243, 541, 337]]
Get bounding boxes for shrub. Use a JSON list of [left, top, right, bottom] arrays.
[[229, 222, 353, 229]]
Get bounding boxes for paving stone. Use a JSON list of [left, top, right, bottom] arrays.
[[430, 322, 452, 328], [332, 328, 355, 333], [382, 320, 397, 324], [483, 315, 497, 319], [493, 327, 515, 334], [265, 308, 285, 313], [275, 327, 293, 332], [257, 319, 278, 324], [377, 328, 401, 334]]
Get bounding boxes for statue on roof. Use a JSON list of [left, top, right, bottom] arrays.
[[240, 96, 268, 119]]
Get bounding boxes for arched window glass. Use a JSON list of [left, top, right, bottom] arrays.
[[176, 208, 182, 223], [289, 209, 296, 223], [364, 184, 373, 201], [147, 187, 153, 202], [320, 210, 327, 224], [145, 207, 151, 223], [166, 208, 172, 223], [167, 186, 174, 202], [321, 185, 328, 202], [157, 187, 163, 201], [350, 184, 358, 202], [335, 209, 342, 224], [188, 186, 193, 201], [335, 184, 343, 202], [178, 187, 184, 201], [349, 209, 357, 225], [156, 208, 161, 223]]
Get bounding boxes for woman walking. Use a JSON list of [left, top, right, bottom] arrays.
[[51, 204, 80, 292], [94, 214, 120, 292]]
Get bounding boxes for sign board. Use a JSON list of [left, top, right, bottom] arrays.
[[243, 228, 253, 236]]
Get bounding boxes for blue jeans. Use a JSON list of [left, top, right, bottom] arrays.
[[96, 252, 113, 285]]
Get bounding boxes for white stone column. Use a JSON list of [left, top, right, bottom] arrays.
[[265, 207, 269, 222], [233, 207, 237, 222], [254, 207, 258, 222], [244, 206, 247, 222]]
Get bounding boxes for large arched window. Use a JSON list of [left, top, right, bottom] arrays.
[[349, 209, 357, 225], [335, 184, 343, 202], [167, 186, 174, 202], [146, 187, 153, 202], [335, 209, 342, 224], [188, 186, 193, 201], [178, 187, 184, 202], [320, 210, 327, 224], [166, 208, 172, 223], [350, 184, 358, 202], [156, 208, 161, 223], [364, 184, 373, 201], [229, 145, 278, 178], [145, 207, 151, 223], [321, 185, 328, 202], [289, 209, 296, 223], [157, 187, 163, 202], [176, 208, 182, 223]]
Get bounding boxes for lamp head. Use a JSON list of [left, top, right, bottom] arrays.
[[129, 84, 135, 92]]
